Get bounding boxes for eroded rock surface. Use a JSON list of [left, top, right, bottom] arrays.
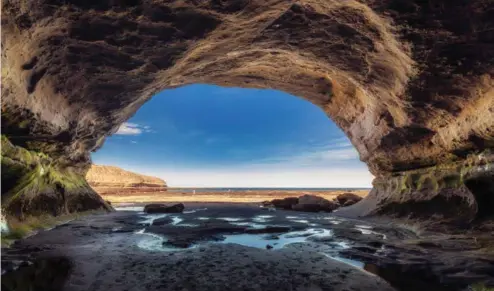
[[86, 164, 167, 195], [2, 203, 493, 291], [1, 0, 493, 221]]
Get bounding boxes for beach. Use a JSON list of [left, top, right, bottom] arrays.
[[99, 189, 370, 204]]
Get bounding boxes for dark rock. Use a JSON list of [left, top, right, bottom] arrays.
[[336, 193, 363, 206], [163, 240, 193, 249], [152, 217, 174, 226], [261, 201, 272, 207], [271, 197, 299, 210], [245, 226, 291, 234], [292, 203, 322, 212], [291, 195, 339, 212], [144, 203, 185, 214], [332, 227, 384, 243], [266, 244, 273, 250], [112, 226, 138, 233]]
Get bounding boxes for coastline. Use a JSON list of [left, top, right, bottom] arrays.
[[100, 189, 369, 204]]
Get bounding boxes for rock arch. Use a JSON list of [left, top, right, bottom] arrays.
[[1, 0, 493, 222]]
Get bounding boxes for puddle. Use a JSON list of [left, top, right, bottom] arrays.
[[135, 228, 165, 251], [171, 217, 183, 225], [139, 214, 168, 225], [355, 227, 373, 235], [218, 217, 245, 222], [291, 219, 310, 224], [252, 216, 271, 223], [230, 222, 266, 229], [114, 206, 145, 212], [135, 229, 196, 252], [183, 208, 208, 214], [138, 214, 182, 226], [222, 228, 331, 250]]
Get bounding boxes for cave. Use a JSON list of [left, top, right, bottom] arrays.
[[1, 0, 493, 223]]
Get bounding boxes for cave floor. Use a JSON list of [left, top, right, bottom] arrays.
[[2, 203, 493, 291]]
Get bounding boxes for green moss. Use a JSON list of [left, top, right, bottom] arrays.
[[418, 175, 439, 191], [18, 119, 30, 129], [2, 136, 88, 216], [470, 283, 494, 291], [399, 176, 409, 193], [1, 210, 106, 247], [439, 173, 462, 188]]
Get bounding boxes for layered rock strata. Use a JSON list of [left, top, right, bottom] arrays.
[[86, 164, 167, 195]]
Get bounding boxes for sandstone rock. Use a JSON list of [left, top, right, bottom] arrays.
[[86, 165, 167, 195], [271, 197, 299, 210], [2, 0, 493, 222], [336, 193, 363, 206], [144, 203, 185, 214]]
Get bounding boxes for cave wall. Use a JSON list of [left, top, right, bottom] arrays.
[[1, 0, 493, 221]]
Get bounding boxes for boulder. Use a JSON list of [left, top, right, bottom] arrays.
[[293, 195, 339, 212], [292, 203, 323, 212], [144, 203, 185, 214], [152, 217, 174, 226], [271, 197, 299, 210], [336, 193, 363, 206], [261, 201, 272, 207]]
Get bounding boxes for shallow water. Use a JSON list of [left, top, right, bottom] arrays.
[[218, 217, 245, 222], [230, 222, 267, 229], [114, 206, 145, 212], [224, 228, 331, 249]]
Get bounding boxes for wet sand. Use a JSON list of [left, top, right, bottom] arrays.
[[100, 189, 369, 203], [2, 203, 493, 291]]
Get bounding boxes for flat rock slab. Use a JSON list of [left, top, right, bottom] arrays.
[[64, 244, 396, 291]]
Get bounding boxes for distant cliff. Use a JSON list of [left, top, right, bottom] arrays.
[[86, 165, 167, 195]]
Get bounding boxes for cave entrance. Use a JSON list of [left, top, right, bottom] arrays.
[[90, 84, 373, 189], [464, 175, 494, 220]]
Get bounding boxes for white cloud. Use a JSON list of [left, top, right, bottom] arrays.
[[131, 140, 138, 144], [115, 122, 151, 135], [238, 141, 360, 169]]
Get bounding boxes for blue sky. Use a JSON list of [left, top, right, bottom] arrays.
[[91, 84, 373, 187]]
